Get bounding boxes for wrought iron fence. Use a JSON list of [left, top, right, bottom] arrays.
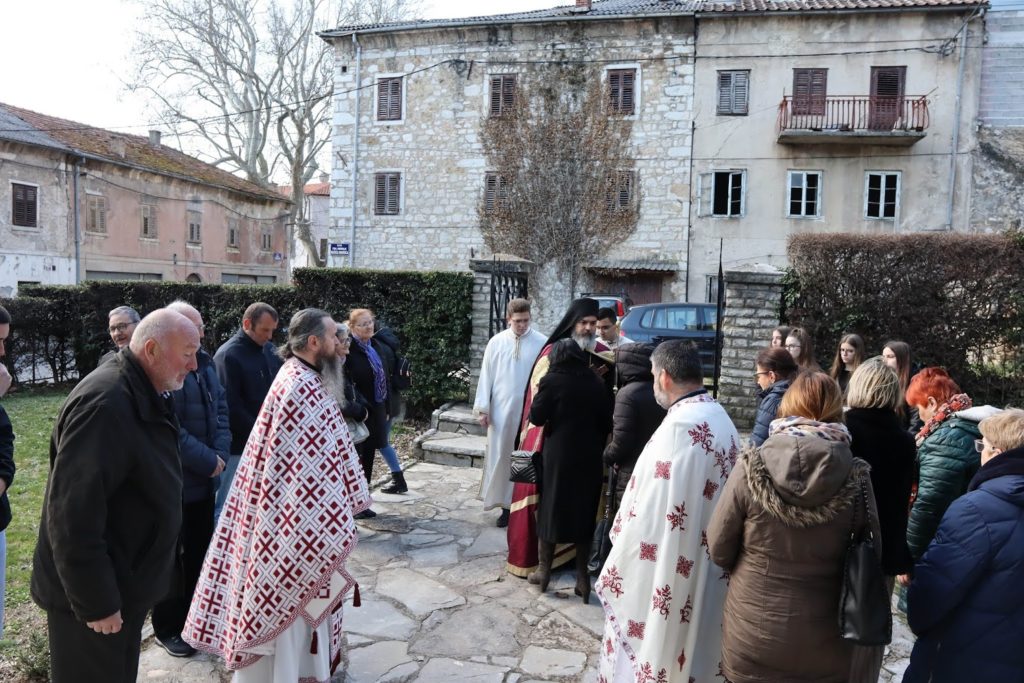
[[488, 257, 528, 338]]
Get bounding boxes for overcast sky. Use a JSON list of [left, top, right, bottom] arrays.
[[0, 0, 558, 134]]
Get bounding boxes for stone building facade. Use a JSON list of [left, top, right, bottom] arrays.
[[322, 2, 697, 321], [0, 103, 290, 296], [323, 0, 986, 319]]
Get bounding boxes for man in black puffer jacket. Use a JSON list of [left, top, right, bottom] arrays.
[[603, 343, 667, 498], [150, 302, 231, 658]]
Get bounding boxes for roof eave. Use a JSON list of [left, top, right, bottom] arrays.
[[696, 2, 984, 16], [319, 10, 696, 40]]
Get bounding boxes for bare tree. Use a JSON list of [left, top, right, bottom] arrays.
[[479, 68, 640, 298], [131, 0, 420, 266]]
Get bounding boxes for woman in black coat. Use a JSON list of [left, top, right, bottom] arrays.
[[603, 342, 665, 498], [345, 308, 390, 519], [529, 339, 612, 602], [844, 356, 916, 683]]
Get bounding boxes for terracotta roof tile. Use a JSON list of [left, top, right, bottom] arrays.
[[0, 103, 288, 204], [321, 0, 982, 35]]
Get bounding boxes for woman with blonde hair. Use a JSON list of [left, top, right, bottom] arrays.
[[708, 372, 879, 683], [785, 327, 820, 371], [829, 333, 866, 395], [844, 357, 916, 682]]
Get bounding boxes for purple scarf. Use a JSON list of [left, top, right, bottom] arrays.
[[354, 336, 388, 404]]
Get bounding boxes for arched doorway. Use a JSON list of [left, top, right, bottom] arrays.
[[186, 273, 202, 283]]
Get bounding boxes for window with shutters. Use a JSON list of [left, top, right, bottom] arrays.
[[260, 226, 273, 251], [717, 70, 750, 116], [187, 210, 202, 244], [376, 76, 403, 121], [864, 171, 900, 220], [374, 172, 401, 215], [141, 203, 158, 238], [792, 68, 827, 116], [697, 171, 745, 217], [489, 74, 517, 117], [605, 170, 636, 211], [483, 172, 509, 212], [787, 171, 822, 218], [606, 68, 637, 115], [86, 194, 107, 233], [11, 182, 38, 228], [227, 217, 240, 248], [869, 66, 906, 130]]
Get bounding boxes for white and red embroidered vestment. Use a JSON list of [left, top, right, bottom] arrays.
[[596, 393, 740, 683], [183, 358, 371, 678]]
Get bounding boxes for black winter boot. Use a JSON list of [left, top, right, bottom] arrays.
[[381, 471, 408, 494], [528, 541, 555, 593], [575, 538, 592, 604]]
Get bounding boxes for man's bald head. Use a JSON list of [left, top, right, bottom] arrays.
[[166, 300, 204, 340], [130, 309, 200, 393]]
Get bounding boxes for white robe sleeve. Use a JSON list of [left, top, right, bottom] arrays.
[[473, 335, 497, 414]]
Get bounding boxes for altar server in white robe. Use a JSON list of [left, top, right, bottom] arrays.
[[596, 340, 739, 683], [474, 298, 547, 528]]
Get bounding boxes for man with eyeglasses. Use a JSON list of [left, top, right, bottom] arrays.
[[101, 306, 141, 364]]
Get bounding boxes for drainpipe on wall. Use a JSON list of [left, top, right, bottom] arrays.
[[945, 17, 971, 230], [350, 33, 361, 268], [73, 157, 85, 284], [685, 119, 696, 301]]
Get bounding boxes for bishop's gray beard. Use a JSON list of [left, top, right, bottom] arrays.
[[320, 355, 346, 405], [573, 332, 596, 351]]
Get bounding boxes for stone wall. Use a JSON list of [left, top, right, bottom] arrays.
[[717, 267, 784, 430], [468, 255, 535, 400], [326, 17, 696, 299], [970, 126, 1024, 231]]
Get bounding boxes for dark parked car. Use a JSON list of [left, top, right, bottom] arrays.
[[584, 294, 634, 318], [619, 302, 719, 375]]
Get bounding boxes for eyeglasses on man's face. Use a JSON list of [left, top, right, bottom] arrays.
[[336, 336, 352, 345], [109, 322, 133, 334]]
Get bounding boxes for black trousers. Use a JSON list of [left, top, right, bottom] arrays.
[[48, 607, 148, 683], [356, 439, 375, 483], [151, 496, 215, 638]]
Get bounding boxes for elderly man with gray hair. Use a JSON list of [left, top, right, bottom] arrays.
[[32, 308, 200, 683], [185, 308, 371, 682]]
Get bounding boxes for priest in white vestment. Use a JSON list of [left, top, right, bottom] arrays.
[[183, 309, 371, 682], [473, 298, 547, 527], [596, 340, 739, 683]]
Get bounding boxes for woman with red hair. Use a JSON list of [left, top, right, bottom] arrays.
[[900, 368, 999, 589]]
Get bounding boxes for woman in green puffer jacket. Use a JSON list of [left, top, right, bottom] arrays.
[[898, 368, 1001, 591]]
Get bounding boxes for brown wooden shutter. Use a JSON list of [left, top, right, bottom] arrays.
[[793, 68, 827, 115], [484, 173, 497, 211], [12, 183, 37, 227], [489, 77, 503, 116], [375, 174, 387, 213], [377, 78, 402, 120], [608, 69, 636, 115], [387, 173, 400, 214]]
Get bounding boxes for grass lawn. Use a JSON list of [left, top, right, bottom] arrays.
[[1, 388, 65, 665]]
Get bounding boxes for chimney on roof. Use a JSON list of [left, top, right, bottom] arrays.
[[319, 172, 330, 184], [148, 130, 162, 147], [111, 138, 127, 158], [575, 0, 592, 9]]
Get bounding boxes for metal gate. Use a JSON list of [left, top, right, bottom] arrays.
[[489, 257, 528, 337]]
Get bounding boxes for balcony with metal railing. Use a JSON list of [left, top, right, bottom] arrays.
[[777, 95, 930, 146]]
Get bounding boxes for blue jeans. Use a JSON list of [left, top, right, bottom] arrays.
[[213, 454, 241, 522], [379, 420, 401, 473]]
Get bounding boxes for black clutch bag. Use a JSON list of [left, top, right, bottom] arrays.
[[509, 450, 540, 484]]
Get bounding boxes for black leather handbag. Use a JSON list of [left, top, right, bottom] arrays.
[[839, 475, 893, 645], [588, 466, 619, 575], [509, 450, 539, 484]]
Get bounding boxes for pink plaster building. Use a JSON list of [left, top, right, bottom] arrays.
[[0, 102, 291, 296]]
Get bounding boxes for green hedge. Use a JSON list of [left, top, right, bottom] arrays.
[[784, 232, 1024, 407], [2, 268, 473, 417]]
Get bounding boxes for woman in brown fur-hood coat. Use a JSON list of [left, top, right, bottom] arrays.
[[708, 372, 881, 683]]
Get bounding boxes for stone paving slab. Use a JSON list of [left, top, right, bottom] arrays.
[[137, 460, 913, 682]]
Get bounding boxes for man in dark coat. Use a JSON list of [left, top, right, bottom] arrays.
[[603, 342, 665, 499], [150, 302, 230, 658], [212, 302, 282, 517], [31, 309, 200, 683], [0, 305, 16, 639]]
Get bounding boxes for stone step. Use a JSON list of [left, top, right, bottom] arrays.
[[417, 432, 487, 469], [432, 402, 487, 436]]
